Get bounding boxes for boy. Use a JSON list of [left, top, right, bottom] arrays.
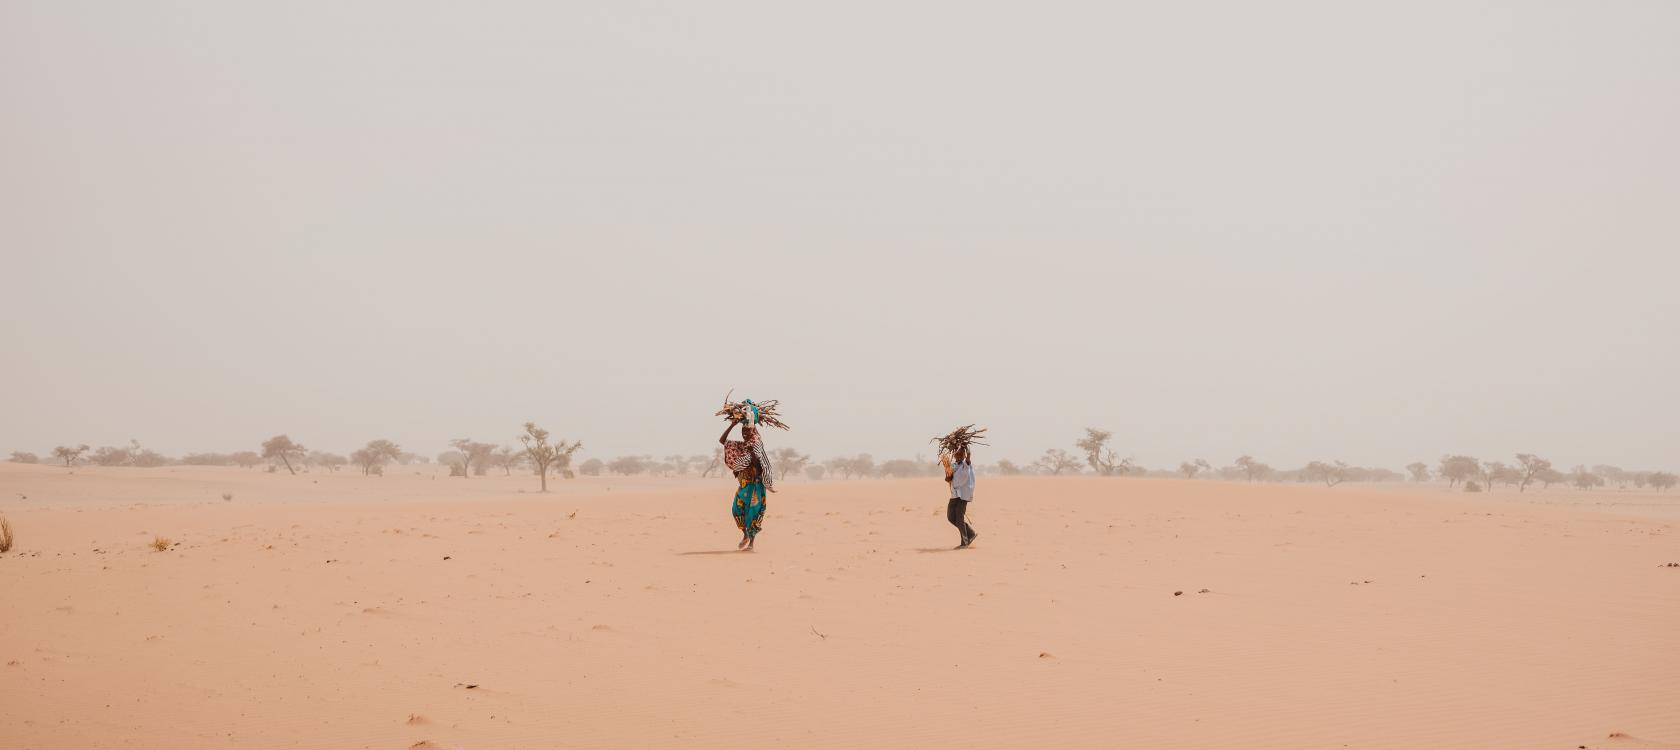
[[942, 447, 978, 548]]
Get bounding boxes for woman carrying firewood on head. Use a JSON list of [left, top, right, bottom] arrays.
[[716, 395, 786, 551]]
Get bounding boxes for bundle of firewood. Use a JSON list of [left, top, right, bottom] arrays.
[[716, 391, 790, 430], [932, 424, 988, 455]]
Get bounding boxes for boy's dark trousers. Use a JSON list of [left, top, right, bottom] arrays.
[[947, 497, 974, 540]]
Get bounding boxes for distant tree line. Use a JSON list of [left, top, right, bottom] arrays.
[[8, 429, 1675, 495]]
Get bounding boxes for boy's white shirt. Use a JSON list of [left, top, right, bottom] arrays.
[[950, 462, 976, 502]]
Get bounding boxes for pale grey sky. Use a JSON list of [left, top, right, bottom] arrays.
[[3, 1, 1677, 470]]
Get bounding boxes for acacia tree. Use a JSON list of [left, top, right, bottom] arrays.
[[578, 458, 605, 476], [663, 455, 691, 476], [448, 438, 496, 478], [1406, 462, 1430, 482], [1179, 459, 1210, 479], [1648, 471, 1678, 492], [1438, 455, 1479, 488], [230, 451, 262, 468], [518, 422, 582, 492], [352, 439, 402, 476], [488, 446, 528, 476], [1032, 448, 1082, 476], [261, 435, 306, 475], [1482, 461, 1520, 489], [9, 451, 40, 464], [700, 447, 724, 478], [1534, 467, 1565, 489], [1305, 460, 1350, 487], [1592, 465, 1629, 488], [1569, 465, 1604, 490], [1515, 453, 1552, 492], [608, 455, 651, 476], [771, 447, 810, 481], [52, 444, 91, 467], [1076, 428, 1123, 475], [1234, 455, 1271, 482]]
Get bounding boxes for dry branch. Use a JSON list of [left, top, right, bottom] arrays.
[[715, 389, 790, 430], [931, 424, 989, 456]]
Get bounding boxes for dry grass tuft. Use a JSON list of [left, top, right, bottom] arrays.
[[150, 536, 172, 552], [0, 515, 14, 553], [222, 492, 233, 501]]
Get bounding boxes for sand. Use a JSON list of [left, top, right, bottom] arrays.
[[2, 462, 1677, 749]]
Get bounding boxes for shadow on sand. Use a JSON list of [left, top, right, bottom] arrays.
[[679, 550, 752, 556], [913, 547, 959, 553]]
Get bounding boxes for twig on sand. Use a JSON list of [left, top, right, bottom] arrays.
[[810, 625, 827, 640]]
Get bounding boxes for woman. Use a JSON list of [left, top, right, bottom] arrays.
[[719, 402, 776, 550]]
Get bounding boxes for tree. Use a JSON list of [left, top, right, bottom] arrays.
[[608, 455, 650, 476], [1534, 467, 1565, 489], [131, 448, 170, 468], [1569, 465, 1604, 490], [771, 447, 810, 481], [52, 445, 90, 467], [91, 445, 133, 466], [1405, 462, 1430, 482], [878, 459, 921, 478], [448, 438, 495, 478], [1480, 461, 1519, 489], [1032, 448, 1082, 476], [579, 458, 605, 476], [805, 464, 826, 480], [1234, 455, 1271, 482], [9, 451, 40, 464], [518, 422, 583, 492], [996, 459, 1023, 476], [1304, 460, 1348, 487], [1648, 471, 1678, 492], [1076, 428, 1125, 475], [1514, 453, 1551, 492], [351, 440, 402, 476], [1438, 455, 1479, 488], [230, 451, 262, 468], [1592, 465, 1629, 488], [825, 454, 874, 480], [662, 455, 691, 476], [261, 435, 306, 475], [1179, 459, 1210, 479], [487, 446, 527, 476]]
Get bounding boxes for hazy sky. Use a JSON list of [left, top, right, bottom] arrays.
[[3, 1, 1677, 470]]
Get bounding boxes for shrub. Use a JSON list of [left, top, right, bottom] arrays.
[[222, 492, 234, 501], [0, 515, 14, 553], [1464, 481, 1483, 493], [150, 536, 172, 552]]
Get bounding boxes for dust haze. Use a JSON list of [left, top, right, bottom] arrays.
[[3, 1, 1677, 471]]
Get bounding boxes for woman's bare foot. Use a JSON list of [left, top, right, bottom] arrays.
[[745, 536, 756, 551], [738, 535, 749, 549]]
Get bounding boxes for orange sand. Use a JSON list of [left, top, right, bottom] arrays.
[[2, 463, 1677, 749]]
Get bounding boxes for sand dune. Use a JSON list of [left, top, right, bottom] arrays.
[[2, 463, 1677, 749]]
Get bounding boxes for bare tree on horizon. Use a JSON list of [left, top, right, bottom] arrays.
[[1515, 453, 1552, 492], [519, 422, 582, 492], [52, 444, 90, 467], [261, 435, 306, 475]]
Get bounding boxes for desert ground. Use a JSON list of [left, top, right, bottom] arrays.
[[2, 463, 1677, 750]]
